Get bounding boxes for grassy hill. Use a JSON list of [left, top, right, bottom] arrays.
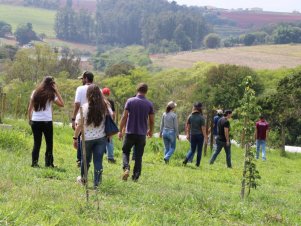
[[151, 44, 301, 70], [0, 119, 300, 224], [0, 4, 56, 37]]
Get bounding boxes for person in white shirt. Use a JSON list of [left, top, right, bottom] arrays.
[[71, 71, 94, 167], [73, 84, 108, 189], [27, 76, 64, 168]]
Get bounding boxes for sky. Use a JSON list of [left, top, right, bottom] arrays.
[[174, 0, 301, 13]]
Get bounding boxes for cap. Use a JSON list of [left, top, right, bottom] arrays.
[[216, 109, 223, 115], [77, 71, 94, 81], [102, 87, 110, 96], [167, 101, 177, 108]]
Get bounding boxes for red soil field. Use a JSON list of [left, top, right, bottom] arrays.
[[220, 11, 301, 28]]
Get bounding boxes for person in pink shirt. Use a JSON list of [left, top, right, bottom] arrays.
[[255, 115, 269, 160]]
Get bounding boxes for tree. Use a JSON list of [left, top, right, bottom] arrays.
[[0, 21, 12, 37], [105, 63, 135, 77], [6, 43, 58, 83], [203, 33, 221, 48], [203, 64, 263, 110], [260, 71, 301, 153], [243, 33, 256, 46], [238, 77, 261, 199], [58, 47, 81, 79], [14, 23, 39, 45]]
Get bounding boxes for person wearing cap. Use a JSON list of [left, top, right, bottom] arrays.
[[159, 101, 179, 163], [183, 102, 208, 167], [255, 115, 269, 160], [209, 110, 233, 168], [102, 87, 117, 163], [119, 83, 154, 182], [213, 109, 223, 151], [71, 71, 94, 167]]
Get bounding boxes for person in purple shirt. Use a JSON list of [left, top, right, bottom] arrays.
[[118, 83, 155, 182]]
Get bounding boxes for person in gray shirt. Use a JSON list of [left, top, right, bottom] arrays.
[[159, 101, 179, 163]]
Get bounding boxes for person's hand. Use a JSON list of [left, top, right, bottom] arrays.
[[186, 134, 190, 141], [159, 134, 162, 138], [52, 83, 58, 93], [72, 121, 76, 130], [147, 129, 153, 138], [204, 138, 208, 144], [73, 139, 78, 149], [226, 141, 230, 146], [177, 135, 179, 140], [118, 131, 123, 140], [28, 120, 32, 126]]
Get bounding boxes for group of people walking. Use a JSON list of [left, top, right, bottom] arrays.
[[27, 72, 269, 188]]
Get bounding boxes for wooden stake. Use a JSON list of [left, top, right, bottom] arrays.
[[80, 107, 89, 203]]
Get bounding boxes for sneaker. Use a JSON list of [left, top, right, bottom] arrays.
[[164, 158, 169, 164], [122, 169, 130, 181], [76, 176, 86, 185], [132, 174, 139, 182], [108, 159, 116, 164]]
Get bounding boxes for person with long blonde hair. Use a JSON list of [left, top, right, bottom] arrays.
[[27, 76, 64, 167]]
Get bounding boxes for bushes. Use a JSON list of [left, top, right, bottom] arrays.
[[0, 128, 31, 152]]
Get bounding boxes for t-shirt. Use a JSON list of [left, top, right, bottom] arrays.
[[187, 112, 205, 135], [31, 91, 57, 121], [75, 103, 106, 141], [125, 95, 154, 135], [213, 115, 221, 135], [160, 111, 179, 136], [74, 85, 89, 106], [256, 120, 269, 140], [217, 117, 230, 142]]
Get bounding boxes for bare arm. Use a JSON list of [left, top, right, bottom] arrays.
[[72, 102, 80, 130], [202, 126, 208, 144], [118, 110, 129, 140], [225, 127, 230, 145], [147, 114, 155, 138], [186, 123, 191, 140], [27, 98, 34, 122], [53, 85, 64, 107]]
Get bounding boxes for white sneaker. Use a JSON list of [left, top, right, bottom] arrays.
[[76, 176, 84, 185]]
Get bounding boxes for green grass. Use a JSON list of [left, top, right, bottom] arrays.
[[0, 4, 56, 37], [0, 119, 300, 225]]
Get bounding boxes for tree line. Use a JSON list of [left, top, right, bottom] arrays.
[[54, 0, 210, 52]]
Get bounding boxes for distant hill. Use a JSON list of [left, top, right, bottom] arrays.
[[219, 10, 301, 28], [0, 4, 55, 37]]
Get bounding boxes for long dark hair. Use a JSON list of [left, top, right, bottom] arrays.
[[166, 106, 173, 113], [86, 84, 107, 127], [33, 76, 55, 111]]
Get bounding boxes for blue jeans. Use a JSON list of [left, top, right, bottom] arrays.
[[81, 137, 106, 187], [209, 139, 232, 168], [185, 134, 204, 166], [106, 137, 114, 160], [256, 139, 266, 160], [162, 128, 176, 160]]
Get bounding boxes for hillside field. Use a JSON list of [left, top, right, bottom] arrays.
[[0, 4, 56, 37], [150, 44, 301, 70], [0, 119, 300, 225]]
